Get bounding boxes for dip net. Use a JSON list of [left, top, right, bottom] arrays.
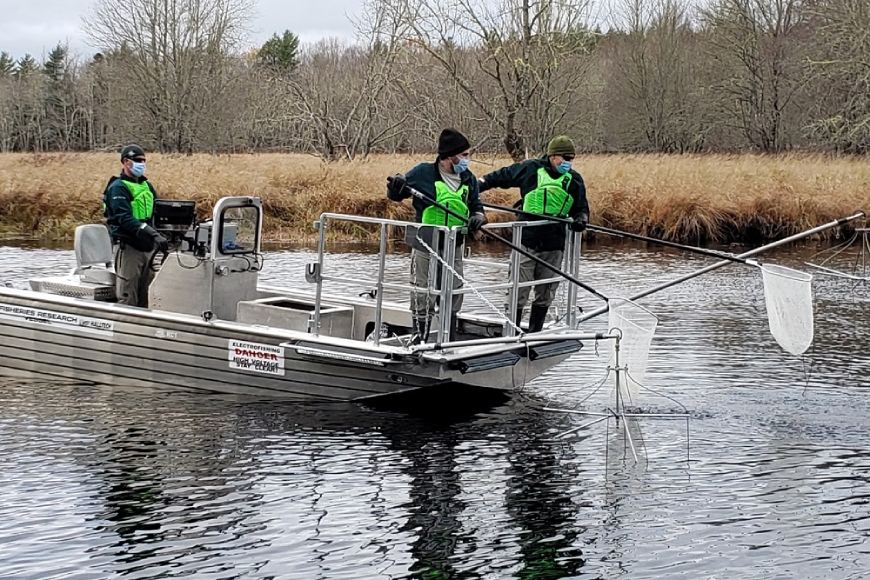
[[760, 264, 814, 356], [608, 298, 659, 403]]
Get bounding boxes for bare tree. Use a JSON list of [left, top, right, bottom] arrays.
[[275, 1, 413, 160], [701, 0, 808, 152], [0, 77, 15, 151], [83, 0, 253, 152], [805, 0, 870, 152], [6, 67, 47, 152], [378, 0, 595, 161], [606, 0, 712, 152]]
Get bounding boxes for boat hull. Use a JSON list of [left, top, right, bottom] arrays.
[[0, 289, 579, 400]]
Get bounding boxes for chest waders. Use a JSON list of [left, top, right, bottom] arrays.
[[416, 181, 470, 343]]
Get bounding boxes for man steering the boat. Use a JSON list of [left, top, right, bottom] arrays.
[[103, 144, 169, 307], [386, 128, 488, 343], [478, 135, 589, 333]]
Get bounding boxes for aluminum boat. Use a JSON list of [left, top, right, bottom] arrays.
[[0, 197, 590, 400]]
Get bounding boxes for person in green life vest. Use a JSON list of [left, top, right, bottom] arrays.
[[386, 128, 488, 343], [103, 144, 169, 307], [478, 135, 589, 333]]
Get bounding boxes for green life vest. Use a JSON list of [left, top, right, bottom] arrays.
[[421, 181, 470, 228], [522, 167, 574, 217], [121, 179, 155, 221]]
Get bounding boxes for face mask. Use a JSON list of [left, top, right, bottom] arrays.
[[130, 162, 146, 177], [557, 160, 571, 174], [452, 157, 470, 174]]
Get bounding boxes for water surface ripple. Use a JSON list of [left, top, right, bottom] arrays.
[[0, 243, 868, 579]]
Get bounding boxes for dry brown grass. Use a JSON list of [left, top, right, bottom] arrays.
[[0, 152, 867, 243]]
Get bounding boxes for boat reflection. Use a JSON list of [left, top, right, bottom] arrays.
[[12, 382, 594, 577]]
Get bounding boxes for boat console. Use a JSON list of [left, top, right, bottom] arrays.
[[149, 196, 263, 321]]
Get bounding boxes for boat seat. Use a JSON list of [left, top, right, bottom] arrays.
[[74, 224, 116, 286], [28, 224, 117, 301]]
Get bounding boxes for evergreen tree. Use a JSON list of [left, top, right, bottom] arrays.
[[15, 54, 38, 77], [0, 51, 14, 77], [43, 43, 67, 82], [257, 30, 300, 74], [43, 43, 73, 149]]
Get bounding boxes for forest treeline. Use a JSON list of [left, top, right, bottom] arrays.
[[1, 0, 867, 160]]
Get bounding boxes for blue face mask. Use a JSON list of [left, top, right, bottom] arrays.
[[130, 161, 146, 177], [453, 158, 470, 174], [557, 160, 572, 174]]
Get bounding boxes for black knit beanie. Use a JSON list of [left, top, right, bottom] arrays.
[[437, 128, 470, 158]]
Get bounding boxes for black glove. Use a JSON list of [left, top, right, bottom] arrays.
[[468, 212, 488, 232], [142, 224, 169, 253], [570, 213, 588, 233], [386, 174, 410, 201]]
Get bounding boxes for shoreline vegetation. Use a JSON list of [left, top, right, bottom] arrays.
[[0, 152, 867, 245]]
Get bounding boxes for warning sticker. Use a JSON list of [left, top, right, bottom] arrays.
[[0, 302, 114, 337], [228, 339, 285, 376]]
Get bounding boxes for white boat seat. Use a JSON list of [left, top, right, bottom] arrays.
[[74, 224, 116, 286]]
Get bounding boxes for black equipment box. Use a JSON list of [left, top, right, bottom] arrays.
[[154, 200, 196, 233]]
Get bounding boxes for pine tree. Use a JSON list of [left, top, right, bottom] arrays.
[[0, 51, 14, 77], [43, 44, 72, 149], [257, 30, 300, 74], [15, 54, 38, 77], [43, 43, 67, 82]]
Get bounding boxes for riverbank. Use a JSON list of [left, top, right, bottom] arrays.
[[0, 152, 866, 243]]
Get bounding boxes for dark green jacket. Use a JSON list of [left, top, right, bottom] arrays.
[[103, 174, 157, 245], [480, 156, 588, 251]]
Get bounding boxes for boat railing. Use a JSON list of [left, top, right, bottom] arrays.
[[312, 213, 583, 345]]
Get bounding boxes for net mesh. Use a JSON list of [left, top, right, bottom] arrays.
[[760, 264, 814, 355], [608, 298, 659, 402]]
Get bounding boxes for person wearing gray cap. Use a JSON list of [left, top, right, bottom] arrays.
[[385, 128, 488, 343], [478, 135, 589, 333], [102, 144, 169, 307]]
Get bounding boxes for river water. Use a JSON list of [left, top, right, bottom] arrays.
[[1, 242, 869, 579]]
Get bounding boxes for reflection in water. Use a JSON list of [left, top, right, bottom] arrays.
[[393, 427, 468, 579], [1, 244, 870, 578], [504, 411, 584, 580], [90, 420, 269, 576]]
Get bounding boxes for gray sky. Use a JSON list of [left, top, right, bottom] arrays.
[[1, 0, 362, 60]]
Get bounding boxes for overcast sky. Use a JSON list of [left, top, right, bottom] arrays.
[[1, 0, 362, 60]]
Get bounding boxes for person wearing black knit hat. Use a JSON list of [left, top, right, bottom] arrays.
[[478, 135, 590, 333], [436, 128, 470, 158], [385, 128, 488, 344], [102, 144, 169, 307]]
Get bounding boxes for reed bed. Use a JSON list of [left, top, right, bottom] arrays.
[[0, 152, 867, 244]]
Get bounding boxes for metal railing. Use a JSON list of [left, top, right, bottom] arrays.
[[310, 213, 584, 345]]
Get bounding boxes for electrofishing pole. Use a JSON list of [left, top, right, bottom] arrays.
[[481, 201, 760, 266], [578, 211, 866, 323]]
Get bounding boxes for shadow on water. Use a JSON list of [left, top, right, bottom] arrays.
[[363, 382, 511, 422]]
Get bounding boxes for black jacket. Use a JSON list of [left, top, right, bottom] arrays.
[[103, 174, 157, 245], [480, 156, 588, 251]]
